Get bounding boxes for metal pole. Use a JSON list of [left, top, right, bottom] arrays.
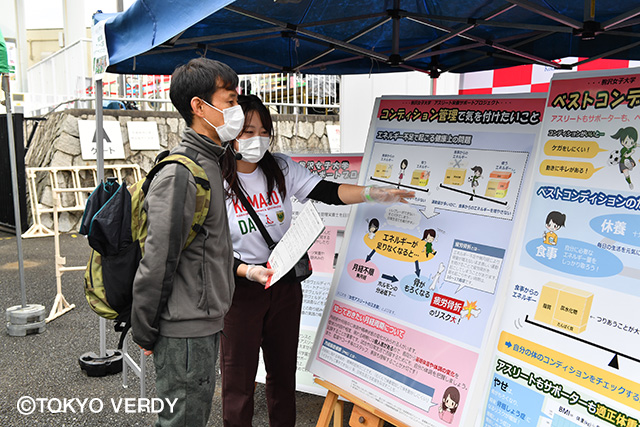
[[116, 0, 125, 99], [96, 79, 105, 182], [2, 73, 27, 307], [95, 78, 107, 357]]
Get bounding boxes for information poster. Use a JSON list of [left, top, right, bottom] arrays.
[[480, 69, 640, 426], [91, 20, 109, 81], [308, 94, 547, 426], [256, 154, 362, 396]]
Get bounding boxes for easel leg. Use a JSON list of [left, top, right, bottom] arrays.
[[333, 400, 344, 427], [46, 292, 75, 323], [46, 192, 76, 323], [316, 390, 340, 427]]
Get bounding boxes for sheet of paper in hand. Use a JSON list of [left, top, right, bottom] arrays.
[[266, 202, 325, 288]]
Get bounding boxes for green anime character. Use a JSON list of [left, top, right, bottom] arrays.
[[421, 229, 437, 257], [611, 127, 638, 190]]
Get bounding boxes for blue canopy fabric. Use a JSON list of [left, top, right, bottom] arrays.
[[96, 0, 640, 76]]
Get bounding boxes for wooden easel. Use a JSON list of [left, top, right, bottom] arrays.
[[40, 166, 141, 321], [314, 378, 410, 427], [46, 189, 79, 322]]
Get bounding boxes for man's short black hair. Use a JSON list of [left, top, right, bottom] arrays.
[[169, 58, 239, 126], [546, 211, 566, 228]]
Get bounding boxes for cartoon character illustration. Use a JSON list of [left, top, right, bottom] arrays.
[[438, 386, 460, 424], [610, 127, 638, 189], [543, 211, 566, 245], [367, 218, 379, 240], [468, 165, 483, 201], [398, 159, 408, 188], [421, 229, 437, 257]]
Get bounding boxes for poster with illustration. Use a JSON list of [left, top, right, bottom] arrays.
[[308, 94, 547, 426], [255, 154, 362, 396], [480, 69, 640, 426]]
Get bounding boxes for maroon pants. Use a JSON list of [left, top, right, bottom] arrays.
[[221, 274, 303, 427]]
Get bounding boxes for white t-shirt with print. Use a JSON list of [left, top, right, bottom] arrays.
[[225, 153, 322, 264]]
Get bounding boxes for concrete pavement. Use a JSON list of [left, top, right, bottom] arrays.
[[0, 230, 358, 426]]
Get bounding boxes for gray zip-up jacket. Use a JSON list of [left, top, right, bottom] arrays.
[[131, 128, 235, 350]]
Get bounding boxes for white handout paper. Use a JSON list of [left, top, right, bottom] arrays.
[[266, 202, 325, 288]]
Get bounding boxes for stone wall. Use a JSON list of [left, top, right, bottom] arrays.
[[25, 109, 338, 232]]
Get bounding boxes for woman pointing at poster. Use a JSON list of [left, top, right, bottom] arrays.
[[219, 94, 414, 427]]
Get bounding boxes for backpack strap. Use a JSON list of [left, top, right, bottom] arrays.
[[142, 148, 211, 248], [115, 321, 131, 350]]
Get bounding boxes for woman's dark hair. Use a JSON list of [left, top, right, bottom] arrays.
[[368, 218, 379, 232], [471, 165, 483, 174], [441, 387, 460, 413], [422, 228, 436, 240], [400, 159, 409, 169], [221, 94, 286, 203], [611, 127, 638, 144], [169, 58, 239, 127]]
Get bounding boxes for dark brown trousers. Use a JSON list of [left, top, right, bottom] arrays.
[[221, 275, 303, 427]]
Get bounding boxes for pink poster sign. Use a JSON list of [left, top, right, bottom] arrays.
[[316, 301, 478, 426]]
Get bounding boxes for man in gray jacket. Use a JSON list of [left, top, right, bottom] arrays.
[[131, 58, 241, 427]]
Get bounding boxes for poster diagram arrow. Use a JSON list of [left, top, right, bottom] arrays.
[[524, 315, 638, 369], [381, 274, 398, 282], [414, 260, 421, 277], [365, 249, 376, 263]]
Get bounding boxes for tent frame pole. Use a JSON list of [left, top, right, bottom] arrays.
[[2, 73, 27, 308], [95, 78, 107, 358]]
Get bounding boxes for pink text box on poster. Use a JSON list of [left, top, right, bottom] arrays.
[[316, 301, 478, 426]]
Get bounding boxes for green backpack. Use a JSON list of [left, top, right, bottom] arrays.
[[80, 149, 211, 347]]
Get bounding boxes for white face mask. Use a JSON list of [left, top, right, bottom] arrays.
[[236, 136, 270, 163], [200, 99, 245, 142]]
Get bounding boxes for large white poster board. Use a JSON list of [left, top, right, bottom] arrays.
[[308, 94, 546, 426], [255, 154, 363, 396], [479, 69, 640, 426]]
